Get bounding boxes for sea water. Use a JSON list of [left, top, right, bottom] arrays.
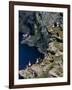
[[19, 32, 44, 70]]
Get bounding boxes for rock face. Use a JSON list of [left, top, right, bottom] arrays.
[[19, 11, 63, 33], [19, 26, 63, 78], [19, 11, 63, 54]]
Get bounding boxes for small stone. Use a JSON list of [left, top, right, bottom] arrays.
[[55, 51, 63, 56], [49, 59, 54, 63], [48, 68, 59, 77]]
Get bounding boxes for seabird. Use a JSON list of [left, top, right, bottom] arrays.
[[44, 54, 48, 59], [52, 22, 57, 27], [36, 59, 39, 64], [52, 24, 55, 27], [23, 33, 28, 38], [57, 22, 60, 27], [28, 61, 31, 66]]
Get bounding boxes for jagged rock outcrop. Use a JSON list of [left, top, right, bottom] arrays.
[[19, 11, 63, 54], [19, 26, 63, 78]]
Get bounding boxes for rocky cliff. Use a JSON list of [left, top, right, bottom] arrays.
[[19, 25, 63, 78], [19, 11, 63, 54]]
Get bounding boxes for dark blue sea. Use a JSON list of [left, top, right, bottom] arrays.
[[19, 32, 44, 70]]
